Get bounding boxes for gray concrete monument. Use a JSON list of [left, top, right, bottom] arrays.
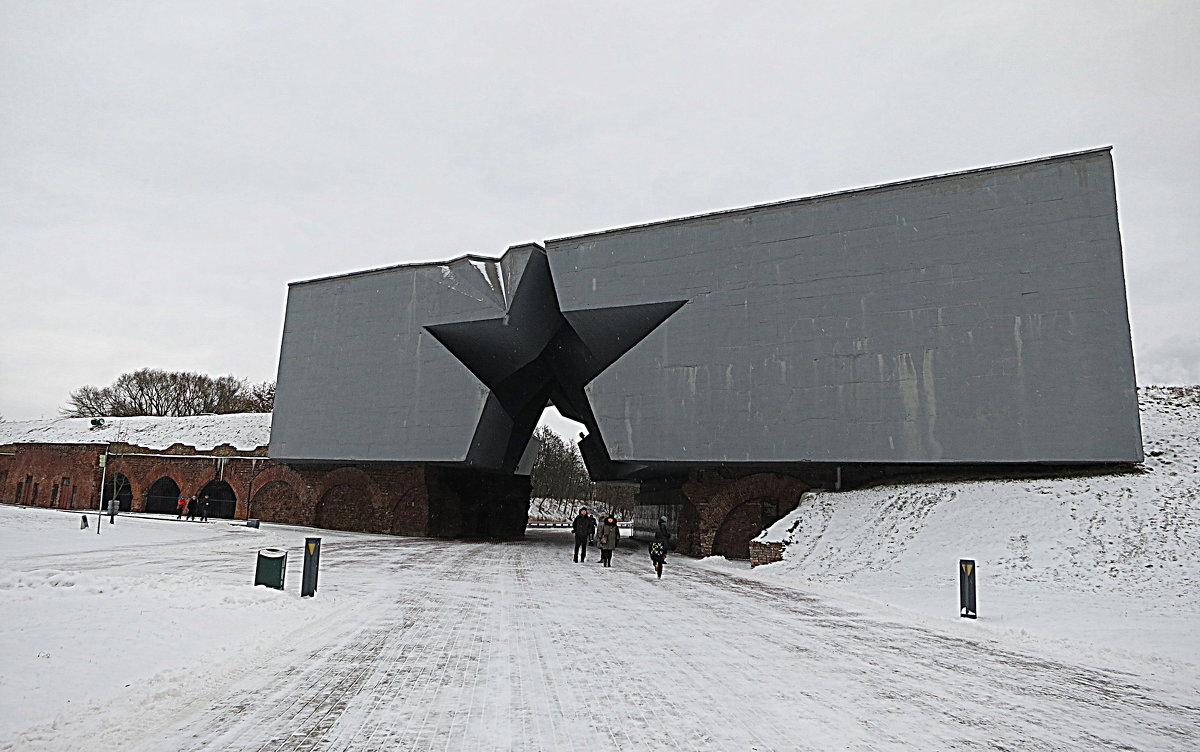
[[270, 147, 1142, 548], [546, 147, 1142, 473]]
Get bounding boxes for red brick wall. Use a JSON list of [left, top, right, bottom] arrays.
[[674, 471, 809, 558], [1, 444, 105, 511], [0, 442, 529, 540], [749, 540, 785, 567], [247, 463, 315, 525], [711, 500, 765, 559], [0, 453, 12, 498]]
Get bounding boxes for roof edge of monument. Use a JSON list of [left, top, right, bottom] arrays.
[[288, 244, 546, 288], [545, 146, 1114, 246]]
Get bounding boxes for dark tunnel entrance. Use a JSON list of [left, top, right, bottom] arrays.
[[144, 476, 182, 515], [197, 480, 237, 519], [102, 473, 134, 512]]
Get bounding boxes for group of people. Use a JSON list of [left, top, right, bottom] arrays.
[[570, 507, 672, 578], [175, 495, 211, 522]]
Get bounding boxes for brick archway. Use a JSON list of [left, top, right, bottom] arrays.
[[250, 481, 301, 524], [387, 485, 425, 535], [197, 479, 238, 519], [314, 466, 376, 502], [144, 476, 183, 515], [250, 463, 309, 495], [315, 467, 385, 533], [684, 473, 809, 557], [102, 472, 135, 512], [248, 464, 312, 525]]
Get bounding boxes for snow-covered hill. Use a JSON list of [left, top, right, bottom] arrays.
[[743, 385, 1200, 663]]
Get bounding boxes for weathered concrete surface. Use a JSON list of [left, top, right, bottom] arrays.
[[271, 246, 558, 470], [547, 148, 1142, 466]]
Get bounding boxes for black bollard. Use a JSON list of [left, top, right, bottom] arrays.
[[301, 537, 321, 597], [959, 559, 977, 618]]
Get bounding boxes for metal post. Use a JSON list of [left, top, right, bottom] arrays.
[[301, 537, 321, 597], [96, 449, 108, 535], [959, 559, 977, 618]]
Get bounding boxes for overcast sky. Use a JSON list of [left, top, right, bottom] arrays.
[[2, 1, 1197, 425]]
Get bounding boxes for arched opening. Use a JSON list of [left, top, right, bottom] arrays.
[[102, 473, 133, 512], [250, 481, 300, 523], [529, 406, 589, 521], [711, 497, 782, 560], [316, 484, 375, 532], [197, 479, 237, 519], [144, 477, 182, 515], [529, 405, 637, 523]]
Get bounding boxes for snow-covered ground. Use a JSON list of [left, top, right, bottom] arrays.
[[1, 386, 1197, 749], [750, 386, 1200, 670], [2, 504, 1197, 750]]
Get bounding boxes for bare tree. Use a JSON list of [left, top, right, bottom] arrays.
[[63, 385, 111, 418], [245, 381, 276, 412], [62, 369, 275, 417], [530, 425, 637, 518]]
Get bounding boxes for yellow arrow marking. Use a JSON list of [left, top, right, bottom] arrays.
[[308, 543, 316, 555], [963, 563, 973, 576]]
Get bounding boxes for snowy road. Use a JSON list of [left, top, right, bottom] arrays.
[[3, 515, 1199, 751]]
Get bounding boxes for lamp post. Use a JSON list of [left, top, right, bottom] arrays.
[[96, 447, 108, 535]]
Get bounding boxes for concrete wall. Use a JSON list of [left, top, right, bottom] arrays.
[[547, 148, 1142, 465], [271, 246, 557, 473], [270, 257, 499, 464]]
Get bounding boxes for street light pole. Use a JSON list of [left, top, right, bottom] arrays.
[[97, 446, 109, 535]]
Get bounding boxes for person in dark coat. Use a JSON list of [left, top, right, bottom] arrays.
[[650, 515, 671, 578], [598, 515, 620, 567], [200, 495, 210, 522], [571, 507, 596, 563], [186, 496, 197, 521]]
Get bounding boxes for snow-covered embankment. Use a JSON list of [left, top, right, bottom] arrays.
[[744, 386, 1200, 664]]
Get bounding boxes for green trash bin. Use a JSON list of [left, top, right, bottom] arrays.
[[255, 548, 287, 589]]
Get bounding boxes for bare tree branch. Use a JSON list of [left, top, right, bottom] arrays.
[[61, 369, 275, 417], [530, 425, 636, 516]]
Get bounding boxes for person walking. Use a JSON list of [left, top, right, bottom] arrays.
[[176, 495, 186, 519], [598, 514, 620, 567], [200, 495, 210, 522], [650, 515, 671, 578], [186, 496, 197, 522], [572, 507, 596, 563]]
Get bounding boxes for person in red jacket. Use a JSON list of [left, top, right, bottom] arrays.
[[176, 495, 186, 519]]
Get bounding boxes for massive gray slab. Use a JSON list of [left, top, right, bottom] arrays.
[[546, 148, 1143, 465]]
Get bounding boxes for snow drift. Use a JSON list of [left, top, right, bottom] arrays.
[[749, 385, 1199, 661]]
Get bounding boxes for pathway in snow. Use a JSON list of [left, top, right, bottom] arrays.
[[107, 529, 1197, 751]]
